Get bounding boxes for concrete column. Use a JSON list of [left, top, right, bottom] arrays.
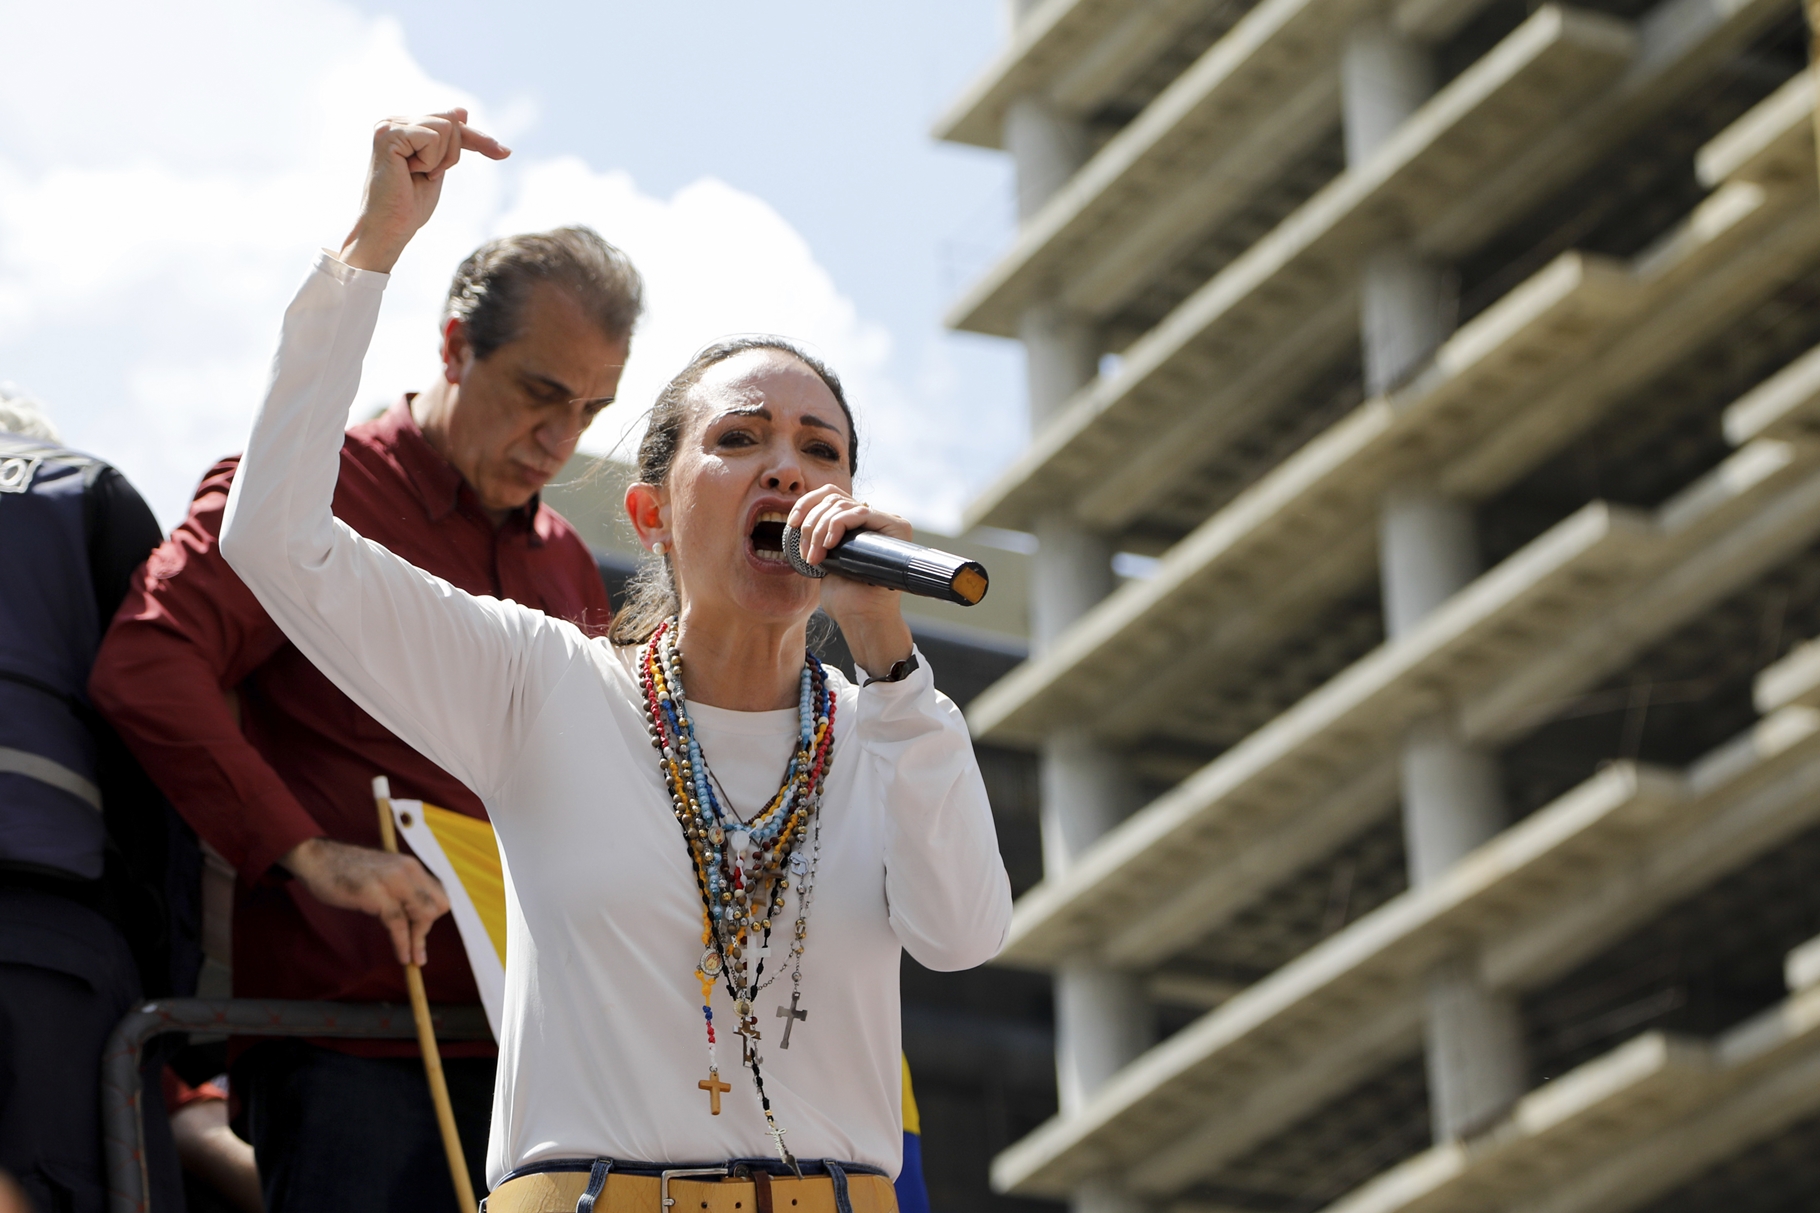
[[1030, 517, 1146, 1127], [1360, 247, 1453, 396], [1030, 504, 1144, 1131], [1349, 21, 1526, 1142], [1031, 516, 1116, 655], [1399, 715, 1508, 886], [1379, 485, 1478, 639], [1047, 728, 1149, 1120], [1055, 962, 1153, 1114], [1341, 18, 1434, 168], [1020, 304, 1100, 435], [1005, 96, 1087, 223], [1382, 487, 1524, 1138], [1004, 85, 1148, 1170], [1345, 18, 1450, 396], [1422, 959, 1529, 1137], [1040, 730, 1136, 882]]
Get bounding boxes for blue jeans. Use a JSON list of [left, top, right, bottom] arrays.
[[234, 1039, 494, 1213]]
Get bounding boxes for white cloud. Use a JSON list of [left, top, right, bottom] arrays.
[[0, 0, 976, 531], [483, 162, 894, 463], [0, 0, 487, 525]]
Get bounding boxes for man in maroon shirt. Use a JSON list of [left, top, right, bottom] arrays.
[[91, 200, 642, 1212]]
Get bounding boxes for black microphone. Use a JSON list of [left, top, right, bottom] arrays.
[[782, 525, 989, 606]]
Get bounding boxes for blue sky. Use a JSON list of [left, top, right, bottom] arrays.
[[0, 1, 1026, 530]]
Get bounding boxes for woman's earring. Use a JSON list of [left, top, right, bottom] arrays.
[[652, 541, 666, 557]]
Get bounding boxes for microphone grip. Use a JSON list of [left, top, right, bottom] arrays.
[[782, 527, 989, 606]]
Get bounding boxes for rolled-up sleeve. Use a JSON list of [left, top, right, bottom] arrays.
[[864, 650, 1013, 971]]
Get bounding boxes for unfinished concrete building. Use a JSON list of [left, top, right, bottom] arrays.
[[938, 0, 1820, 1209]]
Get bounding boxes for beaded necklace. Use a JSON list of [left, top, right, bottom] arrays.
[[638, 618, 835, 1170]]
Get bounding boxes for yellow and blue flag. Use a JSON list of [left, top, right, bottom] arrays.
[[897, 1056, 930, 1213]]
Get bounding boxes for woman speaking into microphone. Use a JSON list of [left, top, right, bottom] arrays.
[[219, 111, 1012, 1209]]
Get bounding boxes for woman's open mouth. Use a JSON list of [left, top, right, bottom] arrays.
[[750, 512, 788, 563]]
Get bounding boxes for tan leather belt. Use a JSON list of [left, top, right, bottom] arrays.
[[486, 1167, 897, 1213]]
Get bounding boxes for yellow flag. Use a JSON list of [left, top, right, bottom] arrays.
[[900, 1054, 921, 1136], [390, 799, 507, 1039]]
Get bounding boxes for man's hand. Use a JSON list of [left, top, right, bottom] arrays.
[[279, 837, 449, 967], [339, 108, 510, 275]]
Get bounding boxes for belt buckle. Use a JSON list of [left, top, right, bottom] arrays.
[[660, 1167, 729, 1211]]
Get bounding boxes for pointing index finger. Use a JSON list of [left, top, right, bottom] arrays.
[[459, 123, 512, 161]]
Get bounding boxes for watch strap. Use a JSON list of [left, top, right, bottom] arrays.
[[863, 652, 920, 686]]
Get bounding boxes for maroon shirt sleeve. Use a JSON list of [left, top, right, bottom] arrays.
[[90, 456, 328, 881]]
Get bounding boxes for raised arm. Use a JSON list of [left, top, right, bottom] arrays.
[[219, 113, 570, 802]]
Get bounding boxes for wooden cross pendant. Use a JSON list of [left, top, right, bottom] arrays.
[[775, 990, 808, 1049], [699, 1069, 731, 1115]]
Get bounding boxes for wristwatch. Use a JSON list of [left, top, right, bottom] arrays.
[[863, 652, 920, 686]]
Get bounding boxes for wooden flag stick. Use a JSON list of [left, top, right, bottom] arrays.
[[373, 776, 477, 1213]]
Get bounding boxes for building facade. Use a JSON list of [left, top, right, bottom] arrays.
[[939, 0, 1820, 1209]]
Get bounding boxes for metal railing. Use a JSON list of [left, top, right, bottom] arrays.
[[102, 998, 491, 1213]]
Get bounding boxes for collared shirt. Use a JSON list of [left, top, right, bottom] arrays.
[[218, 252, 1011, 1180], [90, 399, 612, 1049]]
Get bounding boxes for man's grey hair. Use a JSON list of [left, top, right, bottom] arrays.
[[0, 384, 60, 443], [444, 226, 644, 360]]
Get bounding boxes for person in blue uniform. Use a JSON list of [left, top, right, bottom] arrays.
[[0, 389, 190, 1212]]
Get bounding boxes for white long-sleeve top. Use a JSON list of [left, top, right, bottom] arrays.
[[219, 253, 1014, 1185]]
